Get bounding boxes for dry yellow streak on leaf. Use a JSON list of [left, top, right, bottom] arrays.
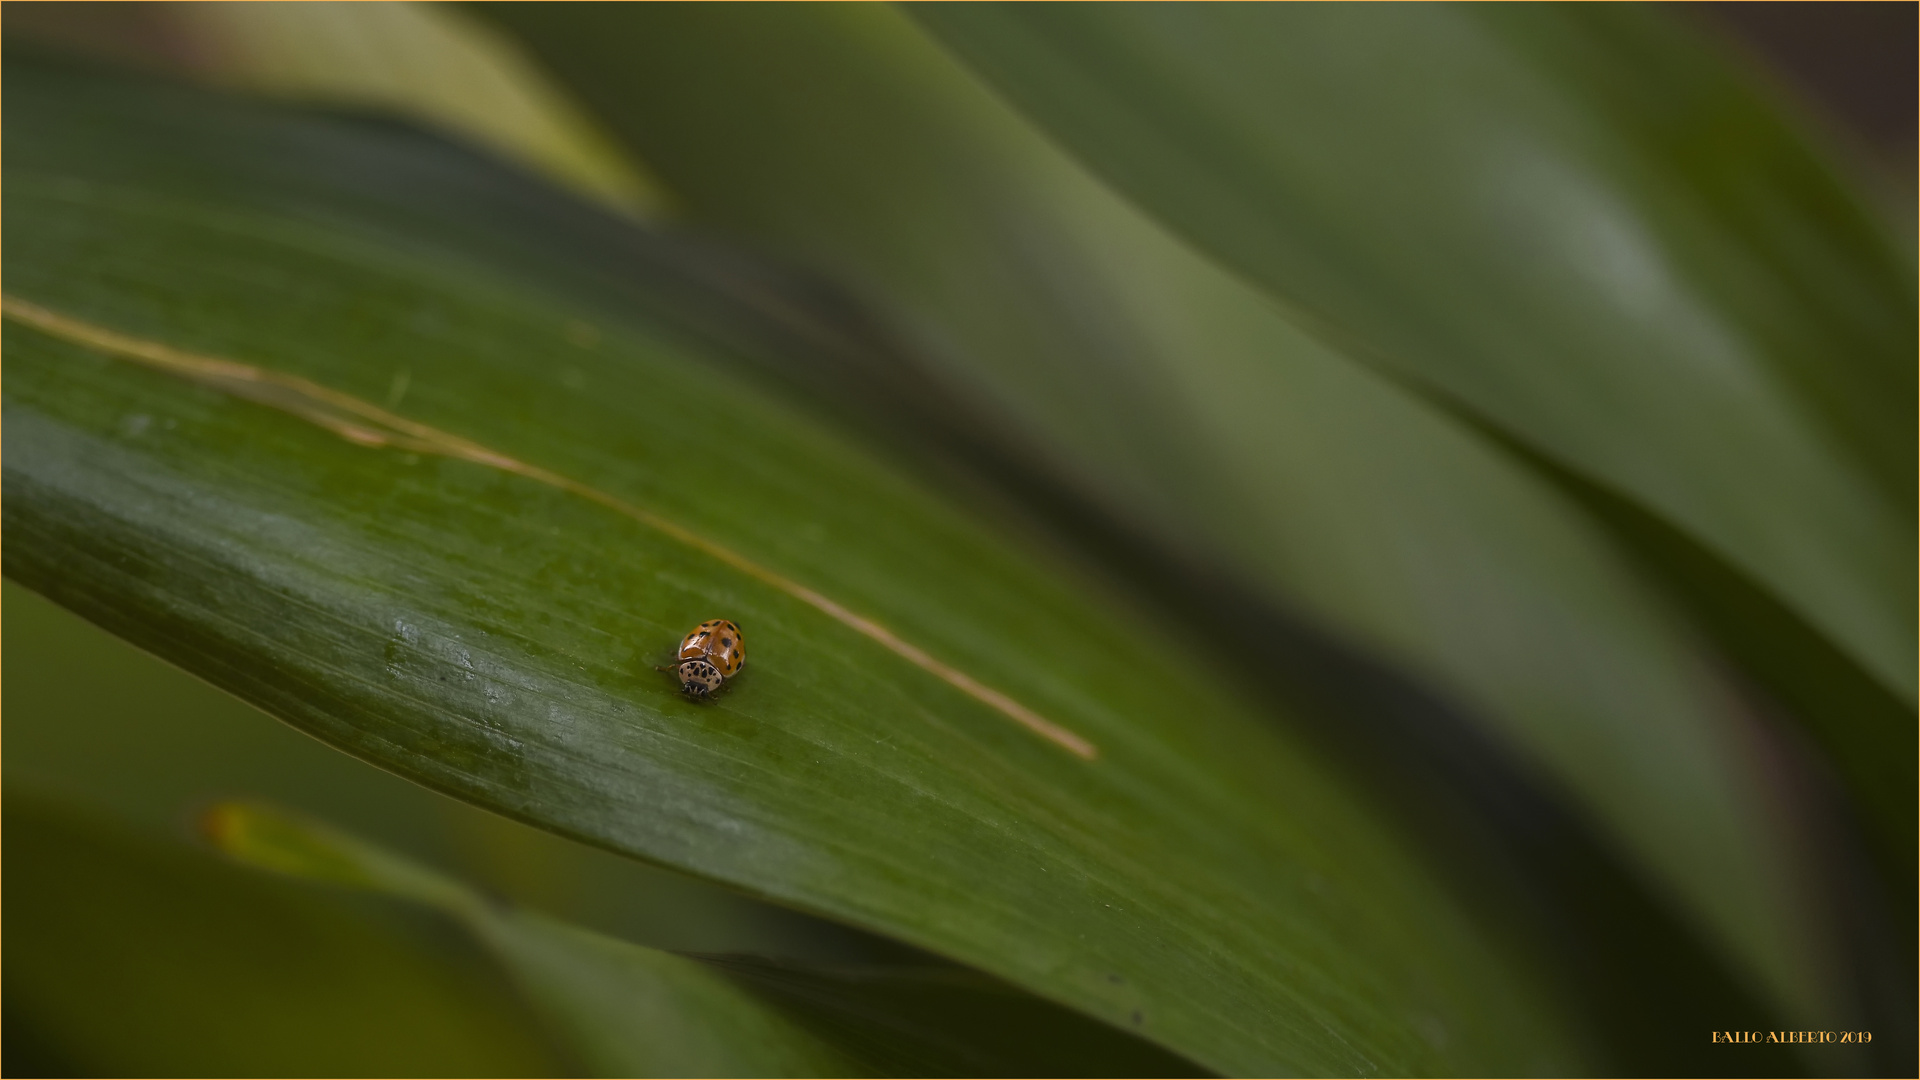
[[3, 293, 1099, 760]]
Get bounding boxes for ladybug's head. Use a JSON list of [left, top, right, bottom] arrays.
[[677, 659, 723, 697]]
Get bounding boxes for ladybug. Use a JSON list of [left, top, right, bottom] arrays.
[[659, 619, 745, 699]]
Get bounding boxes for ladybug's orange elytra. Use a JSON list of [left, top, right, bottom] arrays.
[[668, 619, 745, 698]]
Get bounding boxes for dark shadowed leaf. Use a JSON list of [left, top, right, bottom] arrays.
[[2, 790, 563, 1077], [207, 800, 1208, 1078], [199, 801, 886, 1078]]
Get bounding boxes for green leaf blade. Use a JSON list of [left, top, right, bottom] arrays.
[[3, 61, 1583, 1075]]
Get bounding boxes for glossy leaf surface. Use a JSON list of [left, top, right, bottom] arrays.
[[5, 572, 929, 957], [2, 62, 1578, 1075], [3, 579, 861, 962]]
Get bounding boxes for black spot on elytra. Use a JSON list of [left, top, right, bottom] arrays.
[[720, 637, 732, 648]]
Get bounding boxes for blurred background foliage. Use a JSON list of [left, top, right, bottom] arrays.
[[4, 3, 1912, 1076]]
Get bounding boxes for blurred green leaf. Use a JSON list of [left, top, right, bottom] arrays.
[[3, 789, 562, 1077], [474, 1, 1885, 1041], [5, 0, 663, 215], [907, 3, 1917, 825], [207, 800, 1207, 1077], [203, 801, 873, 1077], [3, 60, 1581, 1075]]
